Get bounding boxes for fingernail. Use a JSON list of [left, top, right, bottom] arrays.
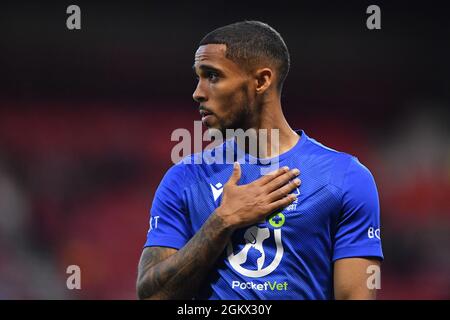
[[292, 168, 300, 175], [293, 178, 301, 185]]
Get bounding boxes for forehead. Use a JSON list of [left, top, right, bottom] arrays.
[[194, 44, 242, 73], [195, 44, 227, 61]]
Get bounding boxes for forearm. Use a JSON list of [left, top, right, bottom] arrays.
[[138, 209, 234, 299]]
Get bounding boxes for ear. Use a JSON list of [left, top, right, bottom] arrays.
[[254, 68, 273, 94]]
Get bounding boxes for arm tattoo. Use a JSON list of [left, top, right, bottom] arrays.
[[137, 212, 233, 299], [137, 247, 176, 299]]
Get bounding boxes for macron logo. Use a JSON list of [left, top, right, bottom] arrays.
[[210, 182, 224, 201]]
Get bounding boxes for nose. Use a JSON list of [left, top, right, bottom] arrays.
[[192, 80, 207, 103]]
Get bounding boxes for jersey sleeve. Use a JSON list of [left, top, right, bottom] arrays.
[[332, 156, 384, 262], [144, 163, 192, 250]]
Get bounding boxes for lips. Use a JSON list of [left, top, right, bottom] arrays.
[[199, 109, 215, 126], [199, 110, 213, 117]]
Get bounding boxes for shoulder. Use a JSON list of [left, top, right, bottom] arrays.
[[162, 160, 188, 181], [173, 138, 233, 177], [301, 132, 375, 190], [303, 133, 353, 164], [161, 142, 224, 185]]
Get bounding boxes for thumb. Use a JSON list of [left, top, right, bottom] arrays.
[[227, 162, 241, 185]]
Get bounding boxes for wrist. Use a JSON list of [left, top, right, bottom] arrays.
[[214, 206, 237, 233]]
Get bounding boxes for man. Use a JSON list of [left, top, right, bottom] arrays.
[[137, 21, 383, 299]]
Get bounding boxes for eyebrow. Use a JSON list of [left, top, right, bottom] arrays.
[[192, 64, 223, 75]]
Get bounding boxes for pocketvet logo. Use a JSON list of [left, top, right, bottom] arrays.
[[232, 280, 288, 291], [227, 223, 284, 278], [268, 212, 285, 228]]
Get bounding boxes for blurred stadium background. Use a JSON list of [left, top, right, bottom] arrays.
[[0, 1, 449, 299]]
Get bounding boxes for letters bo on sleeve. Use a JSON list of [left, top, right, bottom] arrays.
[[332, 157, 383, 261]]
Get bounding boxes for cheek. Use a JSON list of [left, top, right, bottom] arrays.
[[209, 78, 251, 121], [211, 85, 241, 112], [221, 81, 249, 106]]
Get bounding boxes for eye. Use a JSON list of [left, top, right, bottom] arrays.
[[207, 72, 219, 82]]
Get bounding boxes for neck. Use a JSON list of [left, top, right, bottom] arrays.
[[236, 96, 300, 159]]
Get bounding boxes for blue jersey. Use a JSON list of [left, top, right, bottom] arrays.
[[144, 130, 383, 299]]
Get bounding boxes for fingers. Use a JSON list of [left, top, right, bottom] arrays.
[[266, 194, 297, 212], [267, 178, 301, 202], [227, 162, 241, 185], [264, 168, 300, 193], [256, 166, 296, 186]]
